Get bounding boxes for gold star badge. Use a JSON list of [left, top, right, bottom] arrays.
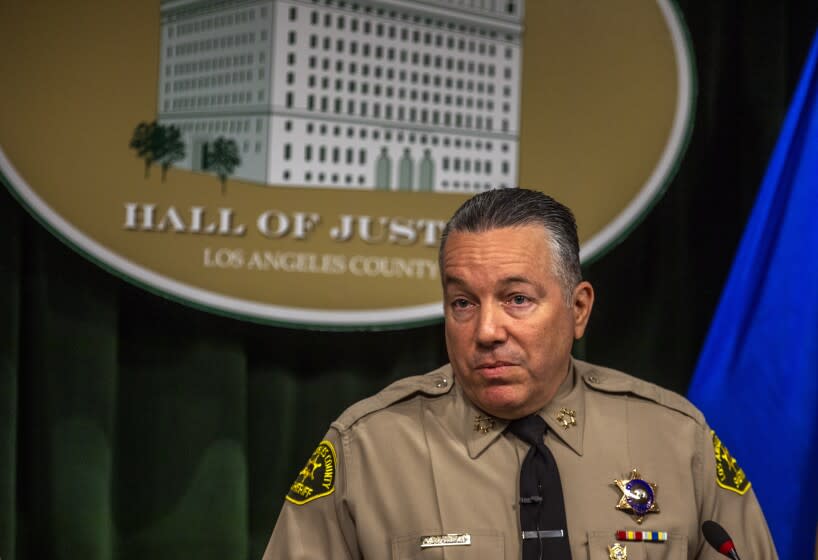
[[613, 469, 659, 524], [555, 407, 576, 429], [608, 543, 628, 560], [473, 414, 495, 433]]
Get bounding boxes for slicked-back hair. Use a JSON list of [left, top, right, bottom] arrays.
[[438, 188, 582, 304]]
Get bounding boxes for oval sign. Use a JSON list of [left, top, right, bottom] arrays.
[[0, 0, 694, 329]]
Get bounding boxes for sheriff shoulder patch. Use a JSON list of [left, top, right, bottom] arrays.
[[711, 431, 751, 495], [286, 440, 337, 505]]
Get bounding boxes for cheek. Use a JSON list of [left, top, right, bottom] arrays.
[[517, 323, 571, 362], [444, 323, 471, 350]]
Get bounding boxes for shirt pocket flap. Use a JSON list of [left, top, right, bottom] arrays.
[[587, 530, 687, 560]]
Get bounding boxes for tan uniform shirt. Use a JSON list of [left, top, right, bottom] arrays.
[[263, 360, 777, 559]]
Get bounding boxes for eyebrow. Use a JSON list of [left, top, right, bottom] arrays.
[[443, 275, 536, 288]]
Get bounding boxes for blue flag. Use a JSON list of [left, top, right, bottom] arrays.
[[687, 30, 818, 559]]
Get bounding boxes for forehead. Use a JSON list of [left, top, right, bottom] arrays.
[[442, 225, 554, 280]]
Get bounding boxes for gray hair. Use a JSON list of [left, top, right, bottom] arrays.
[[438, 188, 582, 304]]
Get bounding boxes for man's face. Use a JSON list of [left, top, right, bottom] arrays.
[[442, 225, 594, 420]]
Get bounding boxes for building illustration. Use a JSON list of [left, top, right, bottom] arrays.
[[158, 0, 524, 193]]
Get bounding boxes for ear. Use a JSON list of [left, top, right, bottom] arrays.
[[571, 281, 594, 339]]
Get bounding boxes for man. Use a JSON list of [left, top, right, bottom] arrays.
[[263, 188, 777, 559]]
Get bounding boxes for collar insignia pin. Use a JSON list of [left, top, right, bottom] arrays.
[[555, 407, 576, 429], [613, 469, 660, 524], [473, 414, 495, 433], [608, 543, 628, 560]]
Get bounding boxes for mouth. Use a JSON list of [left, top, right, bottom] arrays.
[[474, 361, 517, 378]]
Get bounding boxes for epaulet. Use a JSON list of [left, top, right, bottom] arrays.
[[332, 364, 454, 431], [575, 359, 705, 425]]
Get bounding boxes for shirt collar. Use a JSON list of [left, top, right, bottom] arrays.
[[460, 358, 585, 459], [541, 359, 585, 456], [460, 382, 509, 459]]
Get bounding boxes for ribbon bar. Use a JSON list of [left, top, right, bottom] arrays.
[[615, 530, 668, 542]]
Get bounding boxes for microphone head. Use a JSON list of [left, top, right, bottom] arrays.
[[702, 521, 736, 557]]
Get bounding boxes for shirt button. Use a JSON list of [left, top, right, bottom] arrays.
[[436, 377, 448, 388], [587, 375, 599, 384]]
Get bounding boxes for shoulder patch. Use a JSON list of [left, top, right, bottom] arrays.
[[286, 440, 337, 505], [711, 431, 751, 495], [332, 365, 454, 431]]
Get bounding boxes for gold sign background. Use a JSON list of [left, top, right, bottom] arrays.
[[0, 1, 692, 327]]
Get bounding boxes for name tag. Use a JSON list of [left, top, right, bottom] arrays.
[[419, 533, 472, 548]]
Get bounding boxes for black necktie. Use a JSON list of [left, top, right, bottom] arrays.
[[507, 414, 572, 560]]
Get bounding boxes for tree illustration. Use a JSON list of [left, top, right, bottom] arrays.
[[129, 121, 186, 181], [205, 137, 241, 195], [157, 125, 185, 182], [129, 121, 159, 178]]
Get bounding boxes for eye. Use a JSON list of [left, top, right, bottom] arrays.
[[509, 294, 529, 305], [452, 298, 471, 309]]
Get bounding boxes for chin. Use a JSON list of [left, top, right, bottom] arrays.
[[476, 388, 527, 419]]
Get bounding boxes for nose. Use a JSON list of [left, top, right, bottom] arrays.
[[475, 302, 508, 347]]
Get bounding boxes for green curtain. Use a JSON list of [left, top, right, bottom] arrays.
[[2, 2, 817, 558]]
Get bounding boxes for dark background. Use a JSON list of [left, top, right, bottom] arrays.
[[2, 2, 817, 559]]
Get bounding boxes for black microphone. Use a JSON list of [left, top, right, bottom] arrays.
[[702, 520, 742, 560]]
